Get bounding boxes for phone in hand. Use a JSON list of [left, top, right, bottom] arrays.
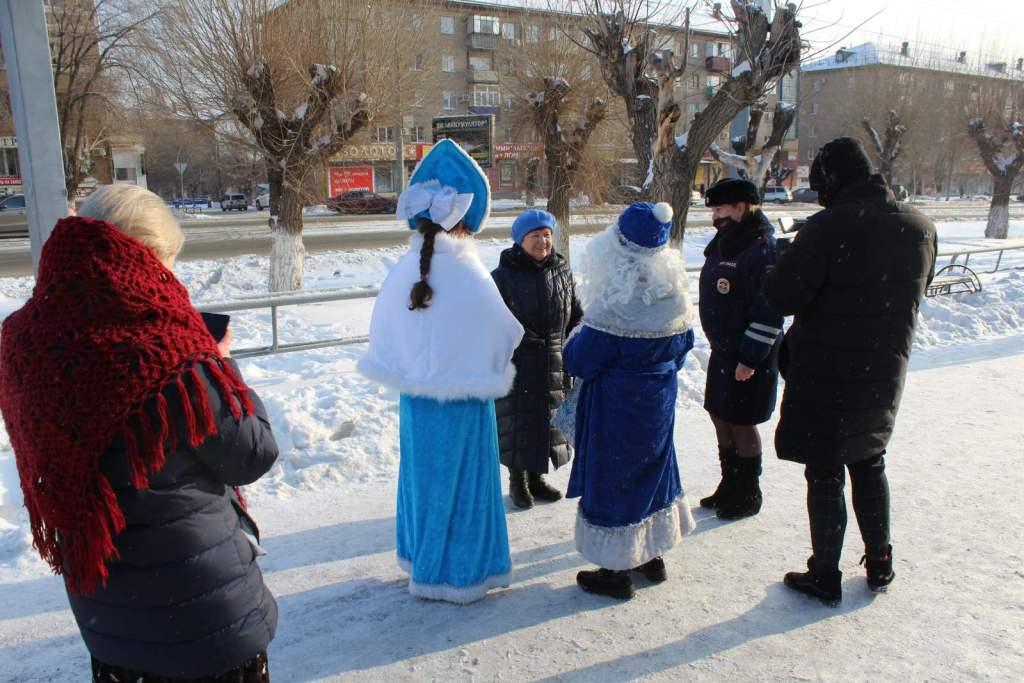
[[200, 312, 231, 343]]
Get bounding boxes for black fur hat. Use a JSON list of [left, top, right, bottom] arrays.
[[705, 178, 760, 207], [809, 137, 874, 201]]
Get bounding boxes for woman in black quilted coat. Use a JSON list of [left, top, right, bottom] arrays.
[[492, 210, 583, 509]]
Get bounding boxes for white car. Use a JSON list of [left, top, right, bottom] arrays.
[[255, 187, 270, 210], [763, 186, 792, 203]]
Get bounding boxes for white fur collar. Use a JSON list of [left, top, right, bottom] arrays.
[[408, 231, 479, 258]]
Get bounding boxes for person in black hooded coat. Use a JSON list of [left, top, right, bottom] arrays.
[[698, 178, 784, 522], [492, 210, 583, 509], [763, 137, 937, 606]]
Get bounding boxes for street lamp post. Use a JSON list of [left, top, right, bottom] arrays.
[[174, 161, 188, 212]]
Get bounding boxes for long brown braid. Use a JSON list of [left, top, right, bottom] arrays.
[[409, 218, 443, 310]]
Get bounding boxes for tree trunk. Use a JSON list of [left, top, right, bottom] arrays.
[[269, 183, 305, 291], [985, 175, 1013, 239], [546, 157, 572, 261], [651, 145, 702, 244], [632, 101, 657, 191]]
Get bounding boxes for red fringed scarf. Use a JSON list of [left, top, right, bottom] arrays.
[[0, 217, 255, 595]]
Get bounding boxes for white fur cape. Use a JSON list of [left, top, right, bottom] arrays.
[[358, 232, 524, 400]]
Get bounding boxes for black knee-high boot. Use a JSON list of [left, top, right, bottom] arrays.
[[508, 468, 533, 509], [700, 446, 738, 509], [717, 454, 762, 520]]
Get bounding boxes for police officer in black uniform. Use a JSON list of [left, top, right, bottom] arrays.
[[698, 178, 784, 520]]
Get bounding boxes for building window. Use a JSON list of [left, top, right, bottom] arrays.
[[548, 26, 559, 41], [410, 53, 424, 71], [944, 80, 956, 93], [504, 127, 514, 143], [813, 79, 823, 93], [847, 75, 856, 88], [809, 102, 818, 115], [686, 102, 699, 115], [503, 94, 515, 111], [502, 23, 516, 40], [470, 55, 492, 71], [443, 91, 457, 111], [808, 148, 816, 160], [691, 73, 700, 88], [114, 167, 137, 182], [690, 42, 700, 59], [503, 59, 514, 76], [0, 148, 19, 177], [412, 90, 425, 108], [473, 15, 499, 35], [808, 124, 816, 138], [473, 85, 500, 107], [526, 24, 539, 43], [442, 55, 456, 73], [409, 12, 423, 31], [500, 163, 515, 186], [412, 126, 426, 142], [372, 127, 395, 143], [898, 72, 911, 86], [441, 16, 454, 34]]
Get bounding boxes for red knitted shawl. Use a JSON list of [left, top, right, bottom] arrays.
[[0, 217, 254, 594]]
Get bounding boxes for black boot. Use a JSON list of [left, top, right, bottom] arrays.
[[700, 447, 738, 509], [508, 468, 533, 509], [860, 544, 895, 592], [717, 455, 763, 520], [632, 556, 667, 583], [576, 568, 635, 600], [784, 557, 842, 607], [527, 472, 562, 502]]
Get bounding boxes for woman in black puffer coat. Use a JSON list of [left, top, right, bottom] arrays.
[[492, 210, 583, 509]]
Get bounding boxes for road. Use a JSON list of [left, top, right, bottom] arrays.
[[0, 202, 1021, 277]]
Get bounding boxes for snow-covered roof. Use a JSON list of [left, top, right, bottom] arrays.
[[802, 42, 1024, 83]]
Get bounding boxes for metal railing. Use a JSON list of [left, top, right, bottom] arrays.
[[939, 239, 1024, 274], [199, 286, 379, 359]]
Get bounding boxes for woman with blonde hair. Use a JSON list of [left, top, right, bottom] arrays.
[[0, 184, 279, 681]]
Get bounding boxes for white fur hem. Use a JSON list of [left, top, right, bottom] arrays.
[[574, 494, 696, 571], [397, 556, 511, 604], [358, 355, 516, 401]]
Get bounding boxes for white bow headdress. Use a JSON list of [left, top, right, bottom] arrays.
[[396, 179, 475, 231]]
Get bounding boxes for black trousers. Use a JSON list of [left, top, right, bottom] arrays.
[[805, 453, 890, 572], [92, 652, 269, 683]]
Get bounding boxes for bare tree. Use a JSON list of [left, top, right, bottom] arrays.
[[502, 13, 612, 261], [149, 0, 430, 291], [49, 0, 159, 197], [528, 78, 607, 258], [967, 94, 1023, 238], [576, 1, 802, 242], [708, 100, 796, 199], [861, 111, 907, 188], [653, 3, 801, 241]]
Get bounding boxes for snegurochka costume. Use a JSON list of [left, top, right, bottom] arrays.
[[358, 140, 524, 604], [564, 202, 698, 599]]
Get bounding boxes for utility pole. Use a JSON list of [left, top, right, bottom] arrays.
[[0, 0, 68, 273], [174, 161, 187, 212]]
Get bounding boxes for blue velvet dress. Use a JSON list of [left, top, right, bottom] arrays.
[[396, 395, 511, 603], [565, 325, 696, 570]]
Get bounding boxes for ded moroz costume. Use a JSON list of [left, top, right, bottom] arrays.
[[359, 139, 525, 604], [564, 202, 697, 600]]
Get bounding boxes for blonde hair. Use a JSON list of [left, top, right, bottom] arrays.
[[78, 184, 184, 262]]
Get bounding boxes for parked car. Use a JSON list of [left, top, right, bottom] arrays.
[[0, 193, 27, 235], [254, 190, 270, 210], [690, 189, 703, 206], [762, 186, 792, 203], [791, 187, 819, 204], [327, 190, 397, 215], [221, 192, 248, 211], [1018, 193, 1024, 202], [604, 184, 643, 205]]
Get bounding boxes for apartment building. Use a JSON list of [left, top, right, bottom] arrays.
[[799, 42, 1024, 194], [330, 1, 742, 197], [0, 0, 147, 198]]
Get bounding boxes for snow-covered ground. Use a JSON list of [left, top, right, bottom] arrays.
[[0, 220, 1022, 680]]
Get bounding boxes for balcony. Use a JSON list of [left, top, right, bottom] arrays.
[[467, 33, 498, 50], [468, 69, 499, 84], [705, 56, 731, 73]]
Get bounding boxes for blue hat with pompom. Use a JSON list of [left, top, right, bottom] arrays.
[[395, 139, 491, 233], [617, 202, 674, 249]]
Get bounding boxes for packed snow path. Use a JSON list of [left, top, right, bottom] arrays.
[[0, 343, 1021, 681]]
